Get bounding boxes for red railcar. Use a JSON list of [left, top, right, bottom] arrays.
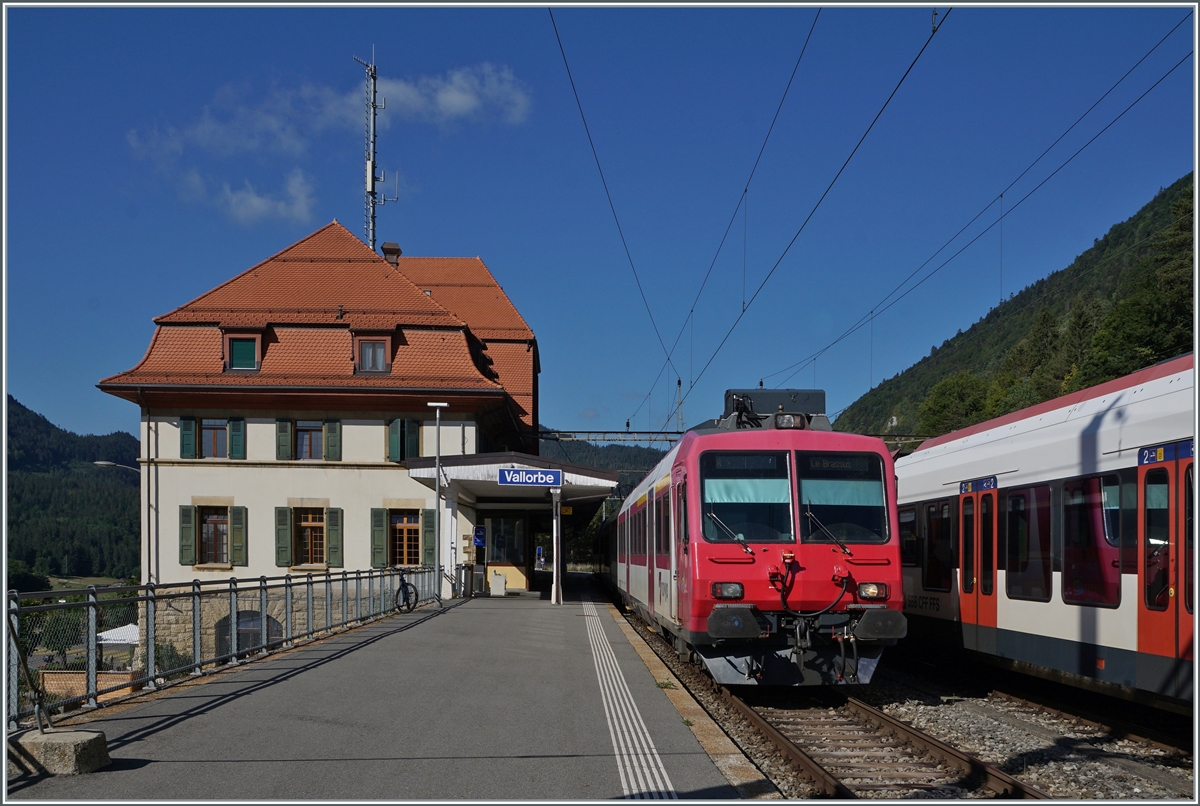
[[603, 390, 907, 685]]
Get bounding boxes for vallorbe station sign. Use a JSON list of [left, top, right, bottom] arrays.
[[497, 468, 562, 486]]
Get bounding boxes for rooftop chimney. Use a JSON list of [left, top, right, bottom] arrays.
[[381, 242, 402, 267]]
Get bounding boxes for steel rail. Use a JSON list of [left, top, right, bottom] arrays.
[[716, 685, 854, 798], [721, 685, 1051, 799], [843, 695, 1050, 799]]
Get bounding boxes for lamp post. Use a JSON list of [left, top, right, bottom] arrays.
[[427, 402, 449, 603], [94, 461, 148, 583]]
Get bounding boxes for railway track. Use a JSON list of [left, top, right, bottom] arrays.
[[721, 688, 1050, 799]]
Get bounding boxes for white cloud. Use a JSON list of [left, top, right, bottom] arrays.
[[218, 168, 315, 226], [378, 63, 532, 127], [129, 63, 529, 166]]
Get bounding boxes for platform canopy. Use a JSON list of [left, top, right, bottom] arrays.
[[405, 451, 619, 506]]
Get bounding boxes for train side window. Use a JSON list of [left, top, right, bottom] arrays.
[[1062, 475, 1121, 607], [899, 507, 918, 566], [657, 494, 667, 556], [980, 494, 993, 596], [923, 501, 953, 592], [961, 498, 975, 594], [618, 516, 626, 563], [1186, 464, 1193, 615], [1006, 484, 1052, 602], [1144, 469, 1170, 611]]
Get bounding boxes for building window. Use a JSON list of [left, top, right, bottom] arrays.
[[201, 419, 228, 458], [390, 511, 421, 565], [296, 421, 323, 459], [485, 517, 525, 565], [199, 507, 229, 564], [295, 508, 325, 565], [361, 341, 387, 371], [229, 338, 257, 370]]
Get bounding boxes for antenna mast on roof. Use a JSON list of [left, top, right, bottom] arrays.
[[353, 49, 397, 252]]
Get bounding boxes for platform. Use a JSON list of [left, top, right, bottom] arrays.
[[7, 575, 756, 800]]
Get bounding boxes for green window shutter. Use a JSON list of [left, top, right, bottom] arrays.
[[228, 418, 246, 460], [371, 508, 388, 568], [324, 420, 341, 461], [276, 419, 292, 460], [230, 506, 248, 566], [387, 419, 401, 462], [421, 509, 436, 567], [405, 419, 421, 459], [275, 507, 292, 567], [179, 506, 197, 565], [230, 338, 257, 369], [180, 417, 196, 459], [327, 508, 343, 567]]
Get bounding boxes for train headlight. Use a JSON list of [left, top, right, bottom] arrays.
[[712, 582, 744, 599], [774, 412, 796, 429], [857, 582, 888, 600]]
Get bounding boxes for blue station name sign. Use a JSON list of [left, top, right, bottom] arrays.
[[498, 468, 562, 486]]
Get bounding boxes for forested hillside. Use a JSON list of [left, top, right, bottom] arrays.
[[6, 397, 140, 585], [539, 436, 665, 495], [835, 173, 1193, 438]]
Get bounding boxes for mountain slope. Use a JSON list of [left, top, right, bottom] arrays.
[[835, 173, 1193, 436], [6, 397, 140, 579]]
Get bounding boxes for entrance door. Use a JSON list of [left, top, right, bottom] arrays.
[[957, 487, 998, 652], [670, 473, 685, 623]]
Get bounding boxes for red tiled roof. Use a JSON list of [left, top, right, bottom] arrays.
[[485, 341, 536, 425], [100, 326, 501, 391], [155, 222, 463, 330], [394, 257, 534, 341]]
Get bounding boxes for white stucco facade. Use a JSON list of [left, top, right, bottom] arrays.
[[138, 411, 477, 590]]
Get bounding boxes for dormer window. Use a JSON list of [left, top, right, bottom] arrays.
[[361, 341, 386, 371], [354, 335, 391, 374], [224, 333, 262, 371]]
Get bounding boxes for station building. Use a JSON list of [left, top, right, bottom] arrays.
[[99, 221, 616, 594]]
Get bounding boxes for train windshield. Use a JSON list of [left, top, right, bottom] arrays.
[[796, 452, 888, 544], [699, 452, 793, 543]]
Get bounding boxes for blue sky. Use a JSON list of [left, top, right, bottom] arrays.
[[4, 5, 1195, 440]]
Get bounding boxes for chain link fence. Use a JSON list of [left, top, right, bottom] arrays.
[[7, 566, 441, 730]]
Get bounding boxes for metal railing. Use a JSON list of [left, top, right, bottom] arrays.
[[7, 566, 441, 731]]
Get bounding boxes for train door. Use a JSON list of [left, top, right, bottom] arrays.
[[656, 485, 672, 624], [957, 478, 998, 652], [1136, 441, 1185, 698], [1177, 441, 1193, 673], [671, 471, 687, 624], [646, 495, 656, 622], [624, 513, 633, 594]]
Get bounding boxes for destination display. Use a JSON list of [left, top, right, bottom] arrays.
[[959, 476, 998, 494]]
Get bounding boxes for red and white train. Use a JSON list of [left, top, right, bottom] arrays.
[[895, 353, 1194, 708], [604, 390, 907, 686]]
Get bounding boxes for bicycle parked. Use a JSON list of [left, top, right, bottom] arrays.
[[393, 568, 419, 613]]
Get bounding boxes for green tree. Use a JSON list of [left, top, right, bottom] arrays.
[[916, 372, 988, 436], [6, 559, 51, 593], [1077, 188, 1193, 387]]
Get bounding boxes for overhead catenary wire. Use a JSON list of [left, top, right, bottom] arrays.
[[658, 8, 952, 431], [761, 9, 1192, 386], [548, 9, 680, 384], [770, 46, 1194, 392], [821, 209, 1191, 423], [625, 8, 823, 426]]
